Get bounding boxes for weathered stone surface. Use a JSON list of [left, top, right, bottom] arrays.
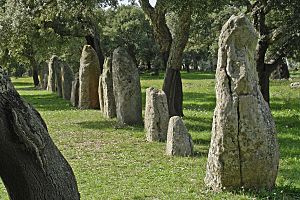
[[112, 47, 142, 125], [61, 63, 74, 100], [79, 45, 100, 109], [71, 72, 79, 107], [99, 74, 104, 111], [39, 61, 48, 90], [205, 15, 279, 191], [290, 82, 300, 89], [47, 56, 59, 92], [99, 57, 116, 118], [55, 62, 63, 97], [166, 116, 193, 156], [145, 87, 169, 142]]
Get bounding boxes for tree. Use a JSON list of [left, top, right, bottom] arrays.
[[241, 0, 300, 103], [0, 67, 80, 199], [139, 0, 193, 117], [102, 5, 158, 67], [0, 0, 86, 85]]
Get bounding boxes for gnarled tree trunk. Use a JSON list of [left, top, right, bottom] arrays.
[[139, 0, 191, 117], [0, 70, 80, 200]]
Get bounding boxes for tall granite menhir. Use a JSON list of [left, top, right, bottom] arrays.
[[71, 72, 79, 107], [112, 47, 142, 125], [205, 15, 279, 191], [79, 45, 100, 109], [61, 63, 74, 100], [99, 57, 116, 118], [47, 55, 60, 92]]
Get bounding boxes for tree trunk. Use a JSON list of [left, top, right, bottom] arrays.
[[185, 63, 190, 73], [0, 73, 80, 200], [147, 60, 151, 71], [32, 66, 39, 87], [29, 57, 40, 87], [139, 0, 172, 70], [162, 68, 183, 116], [162, 8, 192, 117]]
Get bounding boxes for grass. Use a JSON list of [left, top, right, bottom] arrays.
[[0, 71, 300, 199]]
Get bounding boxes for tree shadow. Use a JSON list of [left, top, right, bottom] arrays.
[[20, 94, 74, 111], [12, 81, 32, 87], [77, 120, 144, 132]]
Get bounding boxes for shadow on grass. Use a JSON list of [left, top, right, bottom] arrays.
[[184, 92, 216, 104], [270, 96, 300, 111], [230, 185, 300, 199], [181, 72, 215, 80], [140, 71, 215, 81], [12, 80, 33, 87], [77, 120, 144, 132], [76, 120, 117, 131], [21, 94, 73, 111]]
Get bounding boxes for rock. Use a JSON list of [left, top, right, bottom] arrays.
[[112, 47, 142, 125], [61, 63, 74, 100], [205, 15, 279, 191], [39, 61, 48, 90], [166, 116, 193, 156], [79, 45, 100, 109], [99, 57, 116, 118], [55, 62, 63, 97], [99, 74, 104, 111], [145, 87, 169, 142], [71, 72, 79, 107], [47, 56, 59, 92], [290, 82, 300, 89]]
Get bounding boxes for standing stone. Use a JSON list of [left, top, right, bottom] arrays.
[[99, 57, 116, 118], [112, 47, 142, 125], [47, 56, 59, 92], [55, 62, 63, 97], [61, 63, 74, 100], [71, 72, 79, 107], [166, 116, 193, 156], [145, 87, 169, 142], [39, 61, 48, 90], [79, 45, 100, 109], [205, 15, 279, 191]]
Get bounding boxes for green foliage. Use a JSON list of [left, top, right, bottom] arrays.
[[0, 73, 299, 199], [102, 5, 158, 63]]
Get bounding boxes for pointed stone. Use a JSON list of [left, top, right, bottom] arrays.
[[205, 15, 279, 191], [47, 56, 59, 92], [112, 47, 142, 125], [99, 57, 116, 118], [71, 72, 79, 107], [79, 45, 100, 109], [61, 63, 74, 100]]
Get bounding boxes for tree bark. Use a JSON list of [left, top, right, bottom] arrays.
[[139, 0, 172, 69], [140, 0, 191, 117], [147, 60, 151, 71], [162, 68, 183, 116], [162, 8, 192, 117], [0, 73, 80, 200], [29, 57, 40, 87]]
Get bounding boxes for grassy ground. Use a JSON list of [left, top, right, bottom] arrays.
[[0, 71, 300, 199]]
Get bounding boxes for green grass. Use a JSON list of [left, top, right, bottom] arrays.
[[1, 72, 300, 199]]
